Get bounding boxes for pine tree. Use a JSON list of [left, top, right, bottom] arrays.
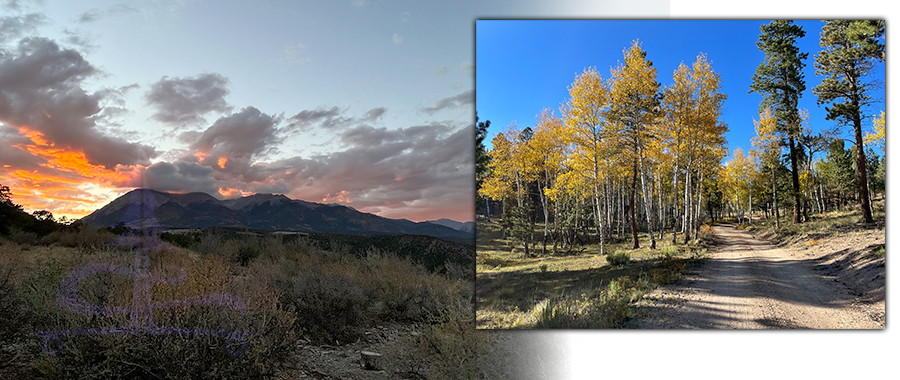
[[476, 114, 492, 217], [750, 20, 808, 224], [813, 20, 885, 223]]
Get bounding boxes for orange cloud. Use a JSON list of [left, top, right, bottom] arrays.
[[0, 126, 143, 220], [218, 187, 253, 198], [322, 190, 352, 204], [194, 151, 209, 162]]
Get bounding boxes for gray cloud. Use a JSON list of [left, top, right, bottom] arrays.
[[420, 89, 474, 115], [145, 73, 232, 127], [58, 27, 97, 51], [123, 119, 474, 221], [78, 8, 101, 23], [190, 107, 280, 180], [361, 107, 386, 122], [252, 121, 474, 220], [0, 37, 157, 168], [284, 106, 386, 134], [108, 4, 138, 14], [0, 124, 44, 171], [135, 161, 218, 195], [0, 13, 46, 43], [2, 0, 23, 11]]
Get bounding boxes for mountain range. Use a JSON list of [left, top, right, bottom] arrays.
[[80, 189, 474, 243]]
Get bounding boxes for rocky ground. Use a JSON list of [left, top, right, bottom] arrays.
[[276, 324, 427, 380]]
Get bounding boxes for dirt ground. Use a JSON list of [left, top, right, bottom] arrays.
[[632, 224, 885, 329], [276, 324, 426, 380]]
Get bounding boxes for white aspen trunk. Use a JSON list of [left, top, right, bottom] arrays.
[[594, 187, 606, 256], [683, 168, 691, 244], [618, 179, 625, 237], [593, 158, 606, 255], [604, 177, 615, 236], [539, 180, 549, 256], [638, 151, 656, 249], [749, 186, 753, 224], [671, 166, 679, 244], [657, 169, 664, 231], [552, 191, 559, 254], [695, 170, 703, 240]]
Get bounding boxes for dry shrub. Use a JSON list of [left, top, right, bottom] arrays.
[[8, 227, 39, 245], [383, 283, 478, 380], [17, 246, 296, 379], [39, 228, 117, 252], [273, 269, 370, 345], [360, 250, 463, 323], [260, 242, 467, 345]]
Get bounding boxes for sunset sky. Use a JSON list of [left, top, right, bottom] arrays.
[[0, 0, 666, 222]]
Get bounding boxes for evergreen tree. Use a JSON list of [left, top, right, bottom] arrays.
[[749, 20, 808, 224], [476, 114, 492, 216], [813, 20, 885, 223]]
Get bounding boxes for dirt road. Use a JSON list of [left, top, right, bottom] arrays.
[[634, 224, 883, 329]]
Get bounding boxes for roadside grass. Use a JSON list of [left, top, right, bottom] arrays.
[[737, 199, 885, 245], [476, 219, 710, 329]]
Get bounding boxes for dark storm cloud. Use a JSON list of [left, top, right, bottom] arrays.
[[0, 37, 157, 168], [0, 13, 45, 43], [419, 89, 474, 115], [136, 161, 218, 195], [145, 73, 232, 127]]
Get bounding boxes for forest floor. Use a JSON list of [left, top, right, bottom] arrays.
[[475, 218, 710, 328], [631, 208, 885, 329]]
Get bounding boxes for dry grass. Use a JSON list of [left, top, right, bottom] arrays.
[[476, 219, 708, 329]]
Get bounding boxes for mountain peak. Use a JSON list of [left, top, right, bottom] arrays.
[[80, 189, 473, 242], [425, 218, 475, 233]]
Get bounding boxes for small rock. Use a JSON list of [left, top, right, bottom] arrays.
[[360, 351, 382, 370]]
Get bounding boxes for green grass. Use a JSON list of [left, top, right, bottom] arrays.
[[869, 244, 886, 259]]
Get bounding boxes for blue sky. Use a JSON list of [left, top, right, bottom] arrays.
[[476, 19, 886, 161]]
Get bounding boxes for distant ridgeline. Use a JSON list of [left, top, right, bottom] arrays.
[[80, 189, 474, 244]]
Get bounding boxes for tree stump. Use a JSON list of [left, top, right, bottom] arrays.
[[360, 351, 382, 370]]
